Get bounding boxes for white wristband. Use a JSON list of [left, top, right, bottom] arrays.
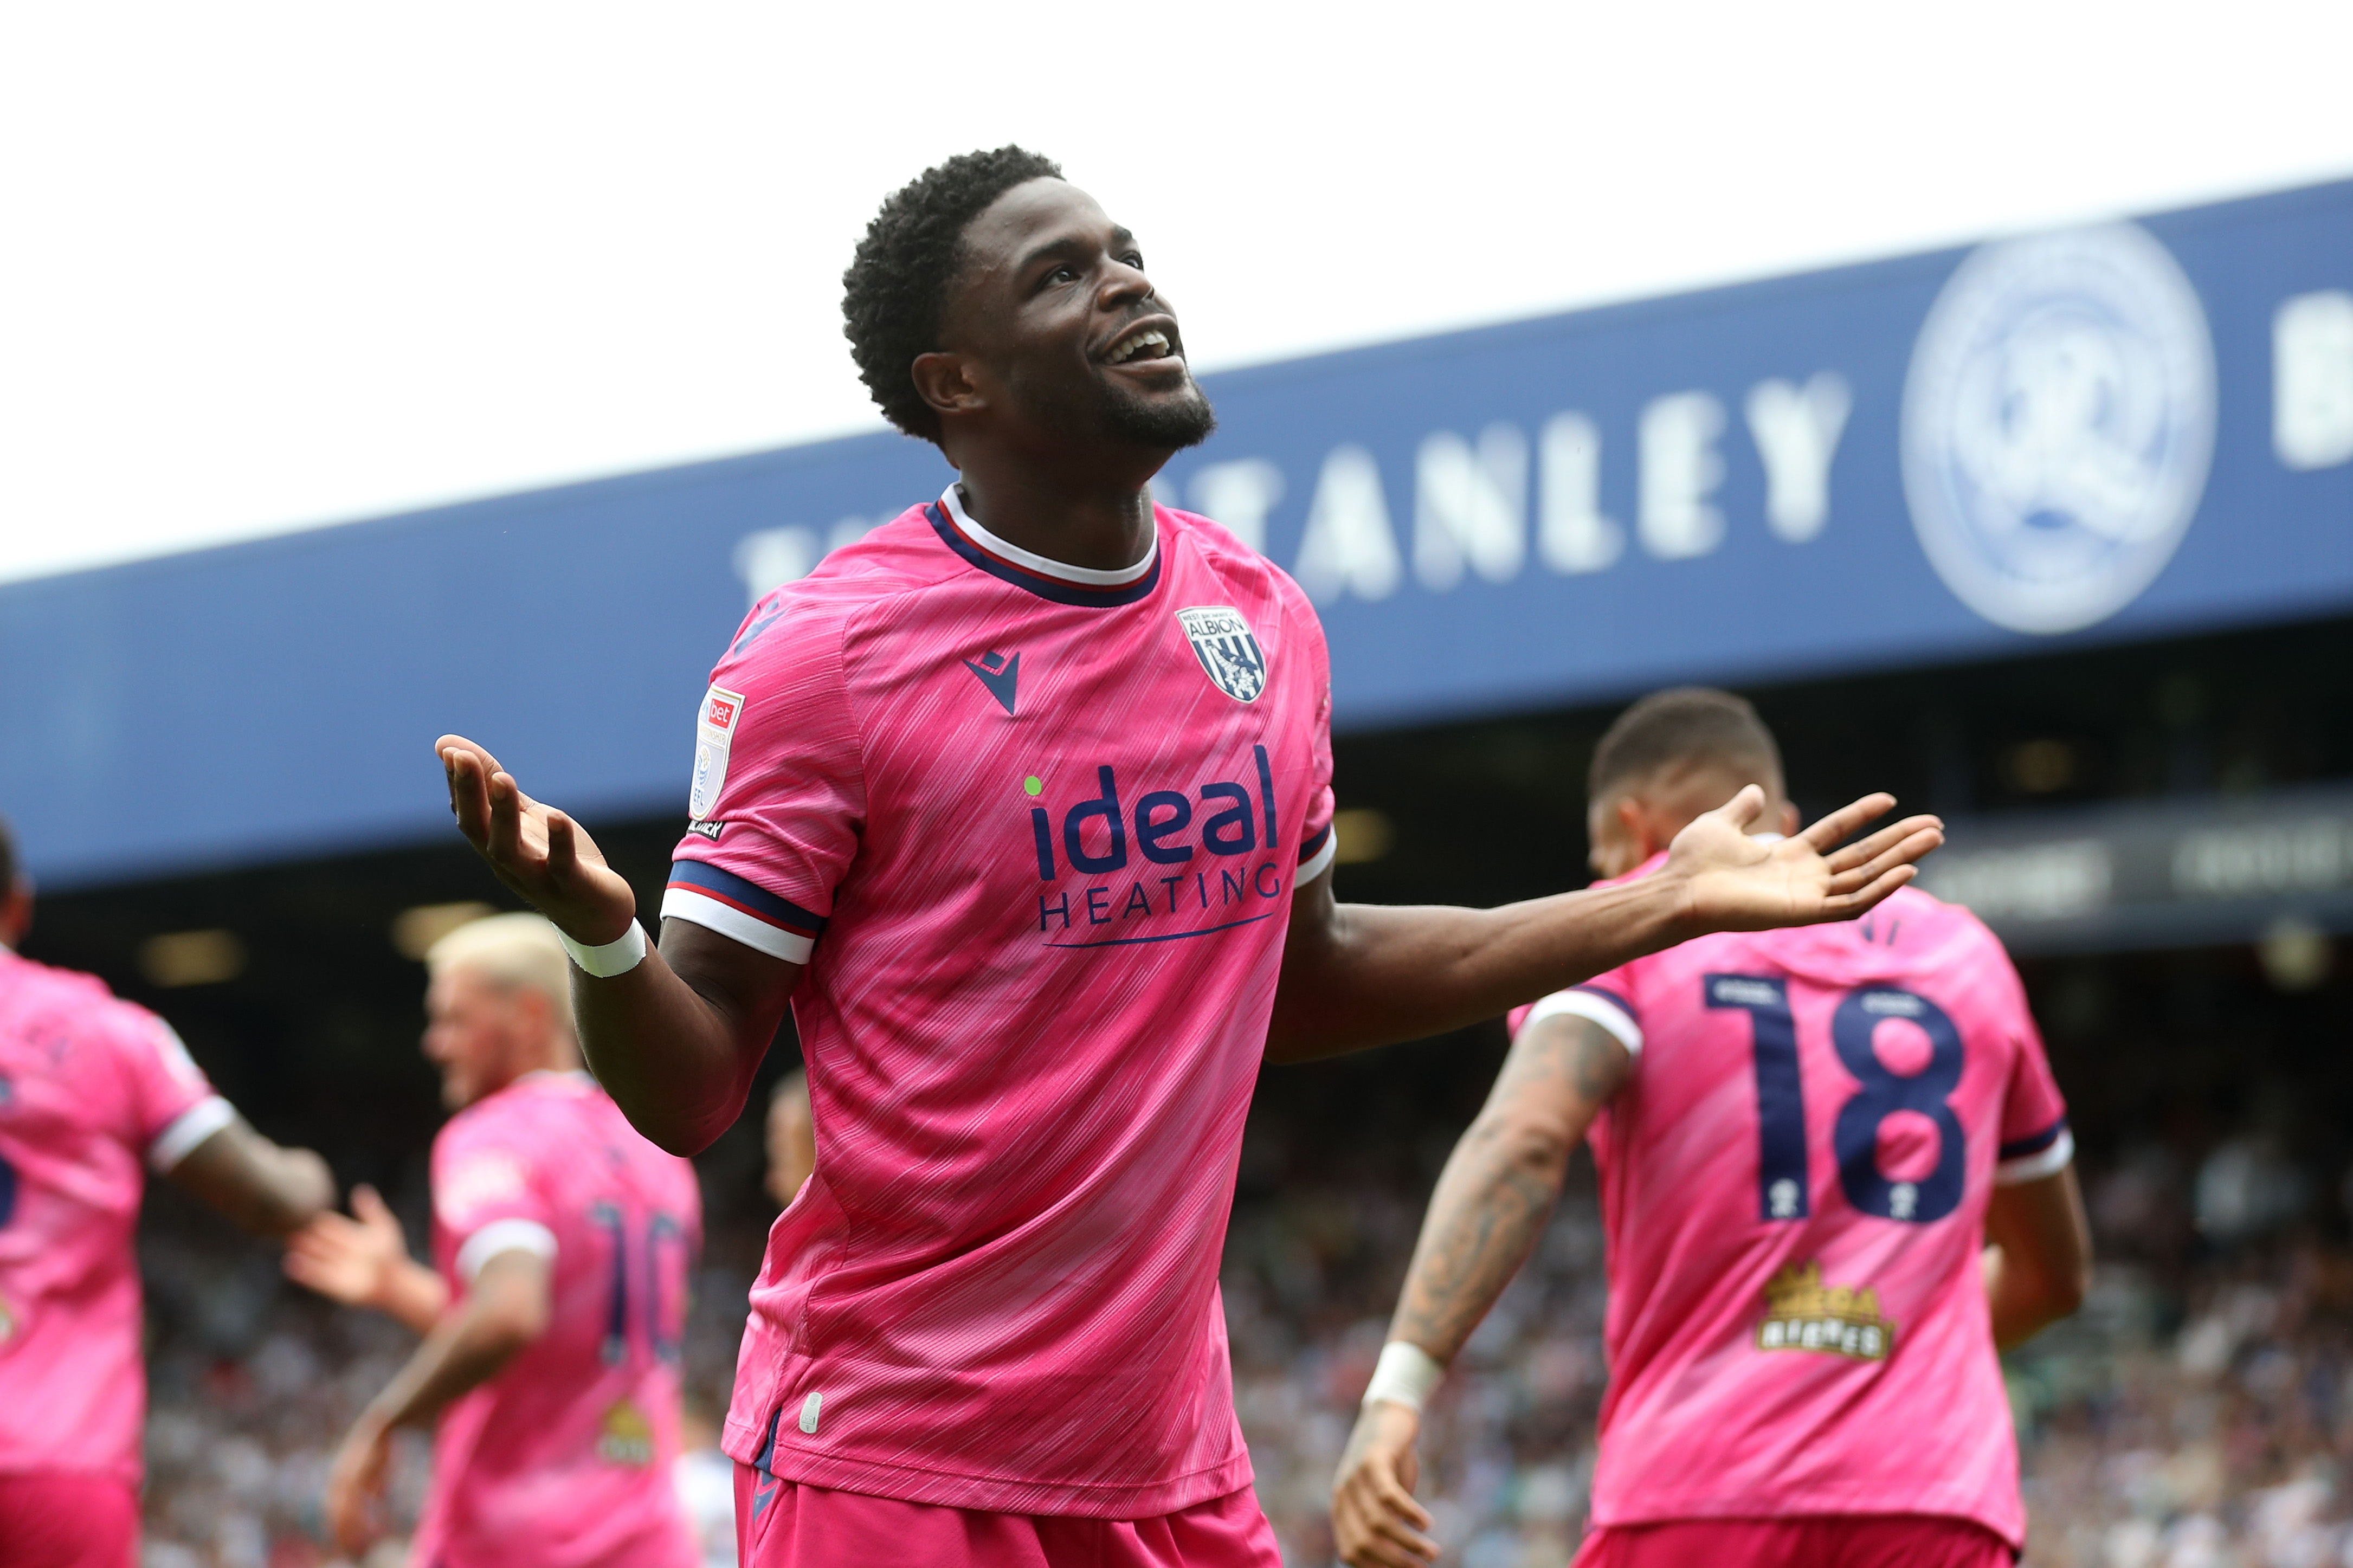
[[1362, 1340, 1446, 1412], [560, 919, 648, 978]]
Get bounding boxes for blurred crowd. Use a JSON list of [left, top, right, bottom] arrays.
[[2000, 1131, 2353, 1568], [131, 1117, 2353, 1568]]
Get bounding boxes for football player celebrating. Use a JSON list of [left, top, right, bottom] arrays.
[[0, 816, 334, 1568], [285, 914, 701, 1568], [1331, 689, 2091, 1568], [432, 150, 1943, 1568]]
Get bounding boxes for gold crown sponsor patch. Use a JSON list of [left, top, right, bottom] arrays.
[[1755, 1261, 1896, 1361], [597, 1397, 655, 1467]]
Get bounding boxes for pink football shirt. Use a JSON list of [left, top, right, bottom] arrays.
[[665, 489, 1337, 1516], [1508, 861, 2068, 1547], [415, 1071, 703, 1568], [0, 947, 234, 1483]]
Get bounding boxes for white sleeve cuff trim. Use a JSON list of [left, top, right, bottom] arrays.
[[148, 1095, 237, 1172], [1517, 990, 1643, 1056], [659, 888, 816, 964], [1995, 1127, 2075, 1185], [455, 1218, 559, 1281], [1298, 828, 1339, 885]]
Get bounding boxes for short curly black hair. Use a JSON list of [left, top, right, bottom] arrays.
[[843, 146, 1065, 443]]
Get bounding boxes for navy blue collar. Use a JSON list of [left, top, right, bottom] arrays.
[[925, 502, 1164, 608]]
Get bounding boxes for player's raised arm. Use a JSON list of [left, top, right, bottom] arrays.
[[1267, 784, 1941, 1062], [436, 737, 799, 1153], [436, 736, 636, 942]]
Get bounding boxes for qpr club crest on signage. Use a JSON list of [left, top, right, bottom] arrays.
[[1176, 605, 1267, 704], [1902, 222, 2216, 635]]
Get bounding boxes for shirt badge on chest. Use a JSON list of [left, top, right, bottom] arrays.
[[1175, 606, 1267, 704]]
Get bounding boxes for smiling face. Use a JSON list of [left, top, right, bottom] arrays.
[[921, 177, 1215, 456]]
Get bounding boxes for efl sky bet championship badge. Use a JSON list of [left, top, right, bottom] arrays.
[[1175, 605, 1267, 704], [688, 685, 746, 823], [1755, 1260, 1896, 1362]]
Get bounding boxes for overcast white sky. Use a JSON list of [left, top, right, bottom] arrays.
[[3, 1, 2349, 585]]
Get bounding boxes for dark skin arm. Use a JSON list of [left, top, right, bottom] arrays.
[[1983, 1164, 2092, 1350], [434, 737, 1936, 1154], [324, 1249, 551, 1556], [1267, 787, 1942, 1063], [433, 736, 797, 1154], [1331, 1015, 1630, 1568], [584, 916, 798, 1156], [165, 1119, 336, 1237]]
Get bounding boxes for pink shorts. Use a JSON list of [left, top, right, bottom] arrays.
[[733, 1466, 1280, 1568], [1574, 1515, 2013, 1568], [0, 1474, 138, 1568]]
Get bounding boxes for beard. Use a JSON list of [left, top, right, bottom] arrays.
[[1014, 359, 1220, 451], [1094, 369, 1218, 450]]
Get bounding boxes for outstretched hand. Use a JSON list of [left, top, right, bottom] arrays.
[[1666, 786, 1943, 935], [435, 735, 636, 945], [284, 1185, 408, 1309]]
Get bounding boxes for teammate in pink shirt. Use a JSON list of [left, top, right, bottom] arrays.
[[428, 150, 1945, 1568], [1333, 690, 2093, 1568], [0, 817, 334, 1568], [284, 913, 700, 1568]]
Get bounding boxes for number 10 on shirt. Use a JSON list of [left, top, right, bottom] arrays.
[[589, 1204, 686, 1367]]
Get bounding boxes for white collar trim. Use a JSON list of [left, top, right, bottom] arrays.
[[941, 484, 1157, 588]]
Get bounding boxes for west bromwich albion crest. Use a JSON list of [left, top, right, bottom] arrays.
[[1176, 605, 1267, 704]]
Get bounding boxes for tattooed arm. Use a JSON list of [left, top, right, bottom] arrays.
[[1332, 1013, 1632, 1568], [1391, 1012, 1630, 1356]]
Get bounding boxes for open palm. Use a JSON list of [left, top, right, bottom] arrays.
[[435, 735, 637, 945], [283, 1185, 408, 1308], [1667, 786, 1943, 933]]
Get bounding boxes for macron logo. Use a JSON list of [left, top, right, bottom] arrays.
[[963, 650, 1021, 716]]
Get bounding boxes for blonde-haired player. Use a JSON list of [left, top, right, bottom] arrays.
[[287, 912, 704, 1568]]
